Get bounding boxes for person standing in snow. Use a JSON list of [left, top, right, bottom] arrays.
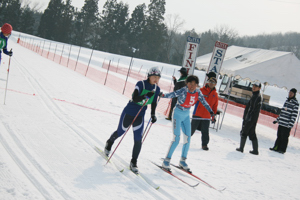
[[191, 72, 219, 151], [166, 67, 188, 121], [270, 88, 299, 154], [0, 23, 13, 64], [236, 81, 262, 155], [160, 75, 214, 172], [104, 67, 161, 173]]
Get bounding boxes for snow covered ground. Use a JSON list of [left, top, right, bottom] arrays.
[[0, 38, 300, 200]]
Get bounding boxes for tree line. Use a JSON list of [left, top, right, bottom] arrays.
[[1, 0, 300, 65]]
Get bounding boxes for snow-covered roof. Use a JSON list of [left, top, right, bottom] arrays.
[[196, 45, 300, 90]]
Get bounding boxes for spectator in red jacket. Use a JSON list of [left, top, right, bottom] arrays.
[[191, 72, 219, 150]]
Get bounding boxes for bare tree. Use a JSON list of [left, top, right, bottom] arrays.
[[164, 13, 185, 63], [211, 24, 239, 44]]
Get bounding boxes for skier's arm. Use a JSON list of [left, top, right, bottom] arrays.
[[3, 47, 9, 54], [163, 87, 186, 99], [132, 89, 145, 102]]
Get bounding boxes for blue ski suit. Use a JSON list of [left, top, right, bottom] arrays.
[[108, 80, 160, 161], [163, 87, 213, 159]]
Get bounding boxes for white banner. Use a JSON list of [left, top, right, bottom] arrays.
[[182, 36, 201, 75], [207, 41, 228, 76]]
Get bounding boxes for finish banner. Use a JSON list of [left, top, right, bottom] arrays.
[[182, 36, 201, 75]]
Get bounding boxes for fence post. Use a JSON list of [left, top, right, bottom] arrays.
[[74, 46, 82, 71], [116, 58, 120, 73], [41, 40, 46, 56], [67, 45, 72, 68], [122, 56, 134, 95], [102, 58, 106, 68], [59, 44, 65, 64], [47, 41, 52, 58], [53, 44, 58, 61], [85, 49, 94, 76], [139, 65, 143, 74], [104, 60, 111, 85]]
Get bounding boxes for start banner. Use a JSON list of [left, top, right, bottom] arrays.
[[207, 41, 228, 76]]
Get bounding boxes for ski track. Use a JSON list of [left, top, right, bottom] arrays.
[[10, 50, 173, 200], [0, 116, 70, 200]]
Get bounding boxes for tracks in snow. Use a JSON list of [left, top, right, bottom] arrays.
[[4, 56, 174, 199]]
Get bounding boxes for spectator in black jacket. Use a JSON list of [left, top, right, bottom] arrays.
[[236, 81, 263, 155], [270, 88, 299, 154], [166, 67, 188, 120]]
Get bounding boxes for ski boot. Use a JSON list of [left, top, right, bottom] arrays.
[[162, 158, 171, 172], [179, 157, 191, 173], [104, 140, 113, 157], [130, 159, 139, 174]]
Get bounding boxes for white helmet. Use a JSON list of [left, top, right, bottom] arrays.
[[148, 67, 161, 77]]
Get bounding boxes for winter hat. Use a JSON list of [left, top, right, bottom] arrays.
[[179, 67, 187, 74], [148, 66, 161, 77], [1, 23, 13, 34], [206, 72, 217, 79], [252, 81, 261, 88], [290, 88, 297, 94]]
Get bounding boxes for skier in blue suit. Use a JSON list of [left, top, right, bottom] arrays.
[[104, 67, 161, 173], [160, 75, 213, 172]]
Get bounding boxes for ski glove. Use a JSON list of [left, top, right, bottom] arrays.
[[5, 49, 13, 57], [159, 92, 164, 97], [145, 91, 154, 98], [273, 120, 278, 124], [211, 116, 216, 124], [151, 115, 157, 123]]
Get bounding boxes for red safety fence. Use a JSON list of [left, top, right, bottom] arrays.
[[18, 39, 300, 138]]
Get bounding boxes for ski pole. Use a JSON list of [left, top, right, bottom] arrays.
[[142, 96, 161, 143], [142, 122, 153, 143], [142, 118, 152, 139], [106, 98, 149, 165], [4, 50, 12, 105]]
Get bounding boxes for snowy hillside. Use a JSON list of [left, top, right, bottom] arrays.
[[0, 37, 300, 200]]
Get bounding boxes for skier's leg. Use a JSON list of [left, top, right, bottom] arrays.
[[132, 116, 144, 162], [105, 111, 133, 155], [165, 107, 182, 159], [181, 112, 191, 159], [179, 112, 191, 171]]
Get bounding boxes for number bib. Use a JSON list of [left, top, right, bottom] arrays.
[[135, 89, 155, 106], [180, 92, 198, 108]]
